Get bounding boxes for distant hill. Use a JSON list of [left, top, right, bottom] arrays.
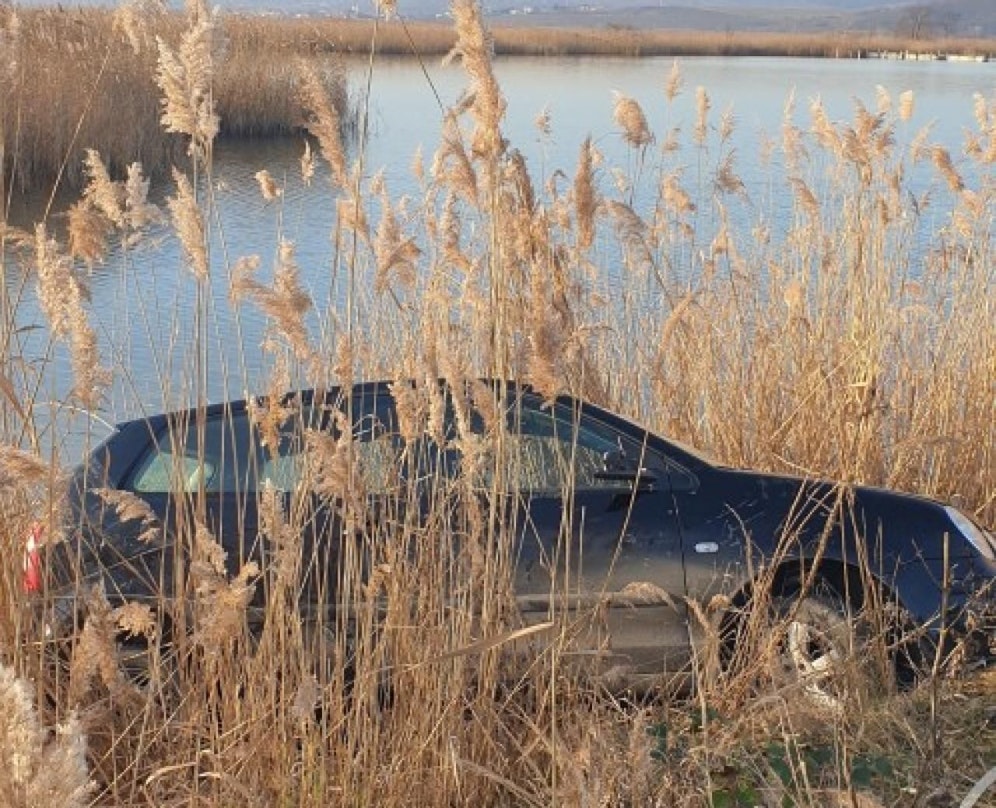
[[485, 0, 996, 38], [19, 0, 996, 37]]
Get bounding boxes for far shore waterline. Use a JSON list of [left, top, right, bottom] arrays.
[[298, 16, 996, 61]]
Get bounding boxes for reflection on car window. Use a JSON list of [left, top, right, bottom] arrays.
[[125, 388, 663, 497], [128, 396, 413, 496], [498, 396, 638, 492], [130, 411, 256, 494]]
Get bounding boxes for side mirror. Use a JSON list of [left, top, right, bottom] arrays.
[[602, 438, 634, 473]]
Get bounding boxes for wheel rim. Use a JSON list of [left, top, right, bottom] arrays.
[[784, 618, 845, 709]]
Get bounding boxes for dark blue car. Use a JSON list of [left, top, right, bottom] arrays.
[[29, 381, 996, 695]]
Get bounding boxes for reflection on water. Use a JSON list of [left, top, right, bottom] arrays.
[[2, 55, 992, 462]]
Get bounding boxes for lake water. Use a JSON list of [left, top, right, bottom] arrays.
[[3, 55, 993, 460]]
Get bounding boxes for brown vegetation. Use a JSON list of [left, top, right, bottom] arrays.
[[317, 16, 996, 60], [0, 5, 348, 196], [0, 0, 993, 805]]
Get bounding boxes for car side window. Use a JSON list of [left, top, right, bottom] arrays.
[[129, 411, 256, 494], [498, 397, 641, 492], [125, 390, 665, 497], [350, 394, 406, 494], [259, 393, 407, 496]]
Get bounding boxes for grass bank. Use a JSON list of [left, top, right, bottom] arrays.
[[0, 0, 993, 805]]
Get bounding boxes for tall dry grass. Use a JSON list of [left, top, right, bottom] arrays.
[[221, 13, 996, 61], [0, 0, 993, 806], [0, 4, 349, 196]]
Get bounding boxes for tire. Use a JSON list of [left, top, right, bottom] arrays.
[[722, 574, 932, 709], [768, 591, 859, 710]]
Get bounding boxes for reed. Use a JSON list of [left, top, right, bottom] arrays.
[[0, 0, 993, 806], [224, 14, 996, 61], [0, 5, 349, 196]]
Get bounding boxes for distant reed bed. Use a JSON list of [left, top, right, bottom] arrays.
[[302, 16, 996, 60], [0, 0, 993, 806], [0, 5, 348, 195]]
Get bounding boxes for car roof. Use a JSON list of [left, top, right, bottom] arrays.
[[109, 379, 719, 475]]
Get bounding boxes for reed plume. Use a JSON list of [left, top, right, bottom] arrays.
[[68, 587, 145, 704], [446, 0, 506, 164], [664, 59, 682, 103], [94, 487, 162, 545], [34, 224, 109, 408], [254, 169, 282, 201], [166, 168, 209, 281], [613, 93, 653, 148], [247, 356, 293, 455], [67, 202, 112, 265], [300, 140, 316, 185], [113, 0, 167, 55], [82, 150, 125, 228], [69, 153, 161, 261], [155, 1, 221, 160], [898, 90, 914, 122], [230, 240, 315, 364], [0, 663, 93, 808], [694, 86, 710, 146], [931, 146, 964, 192], [190, 522, 258, 655], [374, 185, 421, 296], [297, 59, 347, 188], [434, 112, 480, 205], [123, 162, 162, 234], [572, 137, 598, 250], [305, 411, 363, 513], [0, 445, 50, 496]]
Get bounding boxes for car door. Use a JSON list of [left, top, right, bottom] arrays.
[[255, 386, 414, 615], [123, 407, 263, 605], [494, 391, 690, 681]]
